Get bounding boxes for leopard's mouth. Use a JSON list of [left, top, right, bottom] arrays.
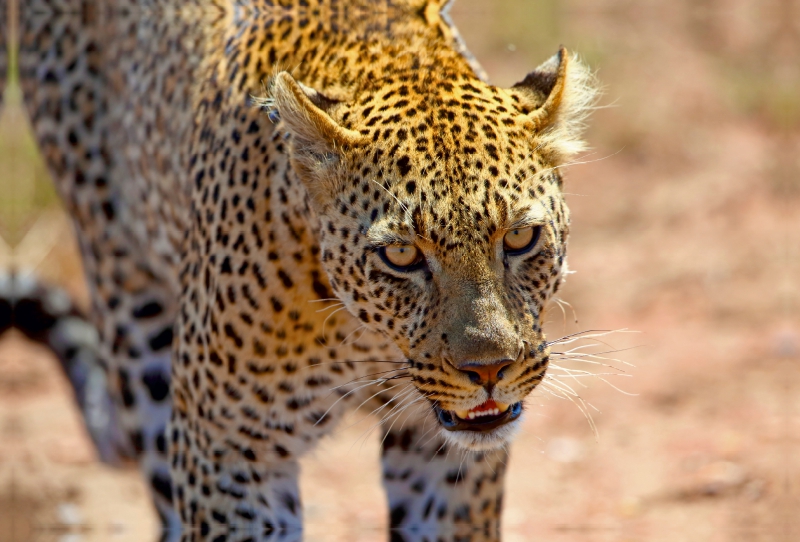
[[433, 399, 523, 432]]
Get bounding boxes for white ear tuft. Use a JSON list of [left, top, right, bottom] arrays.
[[513, 47, 600, 163]]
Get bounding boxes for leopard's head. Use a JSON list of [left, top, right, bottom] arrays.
[[271, 48, 597, 450]]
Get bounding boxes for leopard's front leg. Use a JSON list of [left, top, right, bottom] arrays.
[[169, 316, 375, 536], [169, 196, 381, 534], [169, 404, 303, 535], [381, 419, 507, 539]]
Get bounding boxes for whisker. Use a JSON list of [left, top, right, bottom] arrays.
[[551, 346, 640, 368], [338, 324, 368, 346], [537, 384, 569, 402], [546, 328, 637, 347], [546, 367, 590, 389], [315, 302, 344, 314], [593, 376, 638, 396], [544, 377, 598, 410], [373, 404, 419, 442], [354, 387, 420, 448], [370, 179, 409, 214], [393, 397, 430, 434], [373, 387, 419, 423], [296, 359, 407, 374], [546, 366, 633, 400], [548, 361, 630, 375], [550, 356, 630, 373], [541, 380, 599, 439], [329, 368, 410, 391], [457, 448, 469, 484], [551, 297, 578, 325], [548, 368, 631, 381], [486, 450, 496, 475], [360, 383, 412, 419], [522, 147, 625, 185], [321, 305, 349, 339], [314, 379, 394, 426], [382, 374, 413, 383], [554, 344, 642, 358], [413, 410, 439, 445], [425, 440, 448, 465], [420, 423, 446, 451], [332, 383, 413, 437], [552, 342, 617, 354], [377, 394, 427, 442], [552, 298, 568, 330]]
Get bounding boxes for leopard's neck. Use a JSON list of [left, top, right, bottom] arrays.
[[195, 0, 475, 109]]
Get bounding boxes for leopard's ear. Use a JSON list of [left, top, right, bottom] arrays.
[[270, 71, 366, 171], [512, 47, 599, 162]]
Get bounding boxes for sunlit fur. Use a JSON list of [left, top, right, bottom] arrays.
[[441, 416, 523, 451], [273, 46, 598, 451], [25, 0, 600, 531]]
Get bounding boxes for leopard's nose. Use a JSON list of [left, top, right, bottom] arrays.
[[458, 359, 515, 389]]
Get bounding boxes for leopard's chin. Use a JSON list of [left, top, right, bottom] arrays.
[[433, 401, 523, 451]]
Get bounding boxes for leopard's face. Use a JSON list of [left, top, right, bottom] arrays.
[[320, 154, 568, 450], [272, 48, 595, 450]]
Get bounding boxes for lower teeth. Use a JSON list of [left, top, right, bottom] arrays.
[[451, 403, 512, 421], [465, 408, 502, 420]]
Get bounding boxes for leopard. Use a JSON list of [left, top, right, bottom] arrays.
[[18, 0, 598, 539]]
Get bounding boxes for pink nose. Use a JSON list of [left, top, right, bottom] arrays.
[[458, 359, 514, 388]]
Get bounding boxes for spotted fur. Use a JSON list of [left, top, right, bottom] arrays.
[[20, 0, 597, 537]]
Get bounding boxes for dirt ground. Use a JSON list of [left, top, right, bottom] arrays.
[[1, 0, 798, 541]]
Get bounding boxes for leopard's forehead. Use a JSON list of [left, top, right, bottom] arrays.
[[331, 75, 562, 246], [343, 75, 533, 165]]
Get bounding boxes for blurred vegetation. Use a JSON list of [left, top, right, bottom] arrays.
[[0, 44, 61, 249]]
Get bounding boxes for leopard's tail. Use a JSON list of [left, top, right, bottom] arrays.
[[0, 270, 130, 464]]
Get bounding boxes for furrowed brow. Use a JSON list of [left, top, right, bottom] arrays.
[[366, 221, 416, 247]]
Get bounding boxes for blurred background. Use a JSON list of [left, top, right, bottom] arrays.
[[1, 0, 797, 541]]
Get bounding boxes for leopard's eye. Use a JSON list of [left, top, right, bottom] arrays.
[[380, 245, 422, 270], [503, 226, 541, 254]]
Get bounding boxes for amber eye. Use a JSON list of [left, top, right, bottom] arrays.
[[503, 226, 541, 254], [380, 245, 423, 270]]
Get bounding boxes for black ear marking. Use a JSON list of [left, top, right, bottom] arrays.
[[511, 46, 568, 121], [513, 46, 565, 107]]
